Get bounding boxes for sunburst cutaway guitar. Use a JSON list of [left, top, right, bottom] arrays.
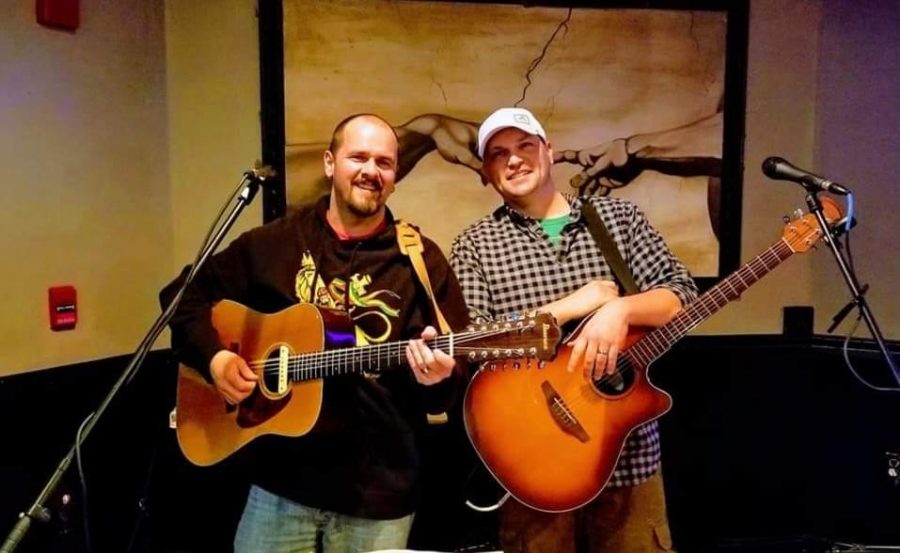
[[175, 301, 561, 466], [463, 198, 842, 513]]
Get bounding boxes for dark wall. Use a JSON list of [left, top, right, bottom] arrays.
[[655, 336, 900, 552], [0, 351, 176, 553], [2, 336, 899, 552]]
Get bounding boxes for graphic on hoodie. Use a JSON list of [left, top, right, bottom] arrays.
[[295, 251, 401, 346]]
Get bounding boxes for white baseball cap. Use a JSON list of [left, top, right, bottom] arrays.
[[477, 107, 547, 159]]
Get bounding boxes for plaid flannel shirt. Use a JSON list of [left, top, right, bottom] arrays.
[[450, 194, 698, 488]]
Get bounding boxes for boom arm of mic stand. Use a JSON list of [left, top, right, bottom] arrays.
[[805, 193, 900, 386], [0, 174, 262, 553]]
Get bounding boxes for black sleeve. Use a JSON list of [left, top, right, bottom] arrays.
[[159, 231, 256, 379]]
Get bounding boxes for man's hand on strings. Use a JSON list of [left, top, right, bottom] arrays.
[[210, 349, 258, 404]]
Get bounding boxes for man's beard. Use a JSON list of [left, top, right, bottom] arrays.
[[346, 185, 382, 217]]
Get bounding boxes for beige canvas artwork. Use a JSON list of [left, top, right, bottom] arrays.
[[282, 1, 726, 276]]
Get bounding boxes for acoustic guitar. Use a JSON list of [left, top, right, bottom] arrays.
[[463, 198, 842, 513], [175, 300, 561, 466]]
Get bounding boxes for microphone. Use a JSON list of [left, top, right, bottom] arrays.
[[762, 157, 850, 195]]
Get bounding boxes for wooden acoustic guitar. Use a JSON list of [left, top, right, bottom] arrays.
[[463, 198, 842, 513], [175, 300, 561, 466]]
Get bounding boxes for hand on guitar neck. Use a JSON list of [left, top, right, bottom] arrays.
[[406, 325, 457, 384]]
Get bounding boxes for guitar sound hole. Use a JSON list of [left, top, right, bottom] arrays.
[[260, 350, 283, 394], [593, 368, 634, 396]]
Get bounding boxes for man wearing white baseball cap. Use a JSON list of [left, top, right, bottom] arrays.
[[451, 107, 697, 552]]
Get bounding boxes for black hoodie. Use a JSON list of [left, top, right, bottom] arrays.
[[160, 196, 469, 518]]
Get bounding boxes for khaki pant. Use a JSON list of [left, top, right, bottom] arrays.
[[499, 471, 674, 553]]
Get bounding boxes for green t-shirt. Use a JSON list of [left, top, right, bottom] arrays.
[[540, 213, 570, 247]]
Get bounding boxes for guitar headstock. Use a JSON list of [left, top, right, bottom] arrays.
[[783, 197, 843, 253], [463, 312, 561, 362]]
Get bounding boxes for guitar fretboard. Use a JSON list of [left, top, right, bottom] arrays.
[[287, 335, 458, 380], [625, 238, 796, 368]]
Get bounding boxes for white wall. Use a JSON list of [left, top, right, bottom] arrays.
[[695, 0, 827, 335], [0, 0, 262, 376], [699, 0, 899, 340], [164, 0, 262, 269], [0, 0, 170, 374], [813, 0, 899, 340]]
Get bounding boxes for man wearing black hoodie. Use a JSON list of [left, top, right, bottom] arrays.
[[161, 113, 468, 552]]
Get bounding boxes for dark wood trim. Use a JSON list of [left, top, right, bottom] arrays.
[[258, 0, 286, 222]]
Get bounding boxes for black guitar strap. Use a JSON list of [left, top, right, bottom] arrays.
[[581, 201, 639, 296]]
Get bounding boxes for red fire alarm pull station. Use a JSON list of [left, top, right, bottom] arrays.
[[36, 0, 80, 31], [49, 285, 77, 331]]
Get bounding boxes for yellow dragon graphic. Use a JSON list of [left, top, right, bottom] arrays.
[[294, 251, 400, 345]]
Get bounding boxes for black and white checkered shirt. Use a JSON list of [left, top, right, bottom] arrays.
[[450, 194, 698, 488]]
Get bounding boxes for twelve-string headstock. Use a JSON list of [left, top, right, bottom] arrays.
[[782, 196, 843, 253], [463, 311, 561, 362]]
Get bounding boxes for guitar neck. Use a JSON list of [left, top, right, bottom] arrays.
[[626, 237, 796, 367], [283, 319, 549, 382], [287, 334, 456, 381]]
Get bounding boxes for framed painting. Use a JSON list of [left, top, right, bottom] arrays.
[[258, 0, 748, 288]]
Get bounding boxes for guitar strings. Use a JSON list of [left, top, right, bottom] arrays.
[[246, 326, 537, 376], [566, 242, 795, 407]]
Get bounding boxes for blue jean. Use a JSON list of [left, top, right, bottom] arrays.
[[234, 485, 414, 553]]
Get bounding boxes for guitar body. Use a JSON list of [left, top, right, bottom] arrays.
[[176, 300, 354, 466], [463, 328, 671, 513]]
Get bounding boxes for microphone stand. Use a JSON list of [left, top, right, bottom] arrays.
[[1, 168, 268, 553], [805, 191, 900, 386]]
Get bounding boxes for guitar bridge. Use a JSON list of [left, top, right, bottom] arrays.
[[540, 381, 590, 443]]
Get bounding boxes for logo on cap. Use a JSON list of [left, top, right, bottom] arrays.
[[513, 114, 531, 125]]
